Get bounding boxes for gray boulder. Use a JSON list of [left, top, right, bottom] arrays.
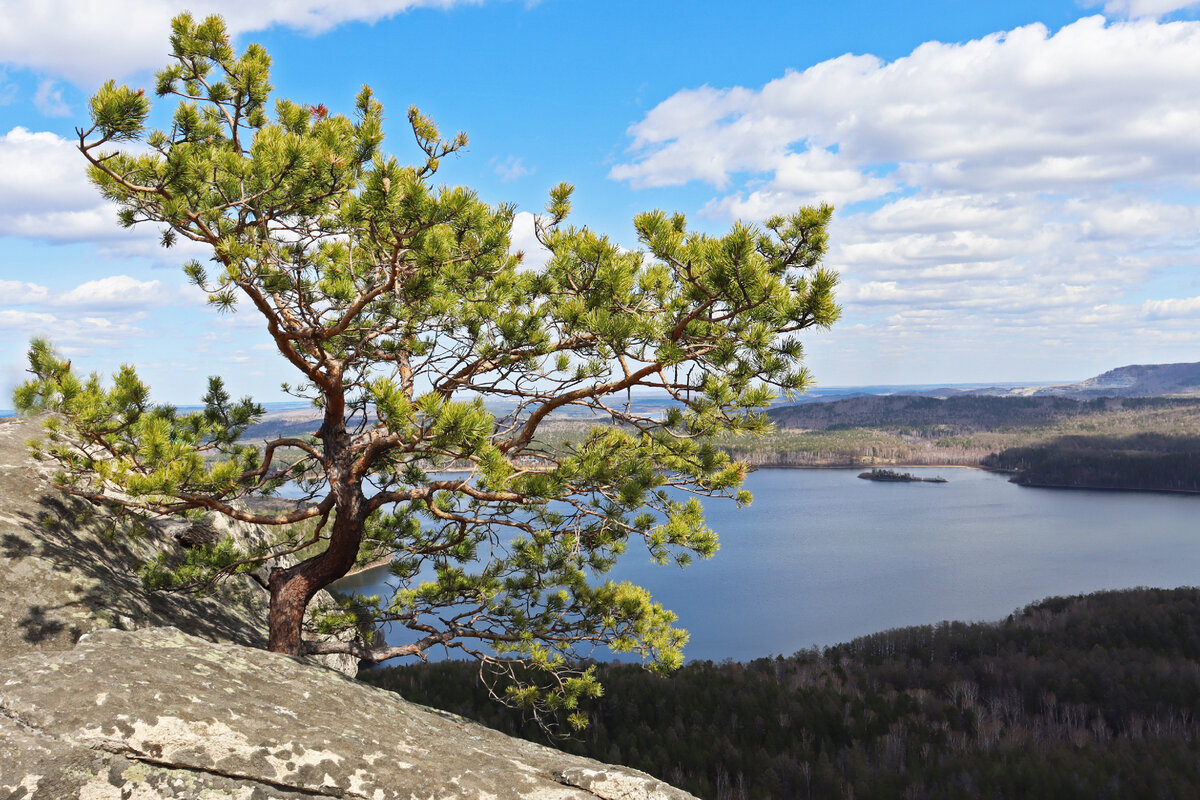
[[0, 627, 695, 799], [0, 415, 355, 675]]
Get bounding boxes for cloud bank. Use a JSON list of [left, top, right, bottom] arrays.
[[0, 0, 487, 86], [612, 16, 1200, 381]]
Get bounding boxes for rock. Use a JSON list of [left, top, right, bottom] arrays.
[[0, 627, 696, 800], [0, 415, 355, 676]]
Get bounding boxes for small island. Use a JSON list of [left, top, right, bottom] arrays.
[[857, 468, 947, 483]]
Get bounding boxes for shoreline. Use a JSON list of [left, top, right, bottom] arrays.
[[743, 461, 1200, 495], [745, 462, 999, 473], [1011, 480, 1200, 497], [341, 555, 394, 578]]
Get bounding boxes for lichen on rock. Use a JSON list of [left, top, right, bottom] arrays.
[[0, 627, 696, 799]]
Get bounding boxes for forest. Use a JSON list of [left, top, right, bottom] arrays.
[[982, 433, 1200, 493], [243, 394, 1200, 489], [720, 396, 1200, 481], [362, 587, 1200, 799]]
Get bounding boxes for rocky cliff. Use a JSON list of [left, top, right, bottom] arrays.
[[0, 414, 696, 799], [0, 415, 277, 657], [0, 627, 692, 799], [0, 414, 354, 675]]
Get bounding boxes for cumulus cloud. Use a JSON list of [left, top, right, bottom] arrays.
[[0, 280, 51, 305], [1143, 295, 1200, 319], [0, 128, 99, 218], [0, 273, 199, 404], [613, 17, 1200, 198], [0, 275, 192, 315], [56, 275, 188, 311], [612, 16, 1200, 382], [0, 126, 216, 264], [0, 126, 143, 246], [0, 0, 490, 86]]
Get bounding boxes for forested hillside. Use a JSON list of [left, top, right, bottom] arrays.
[[766, 394, 1200, 432], [983, 433, 1200, 493], [718, 395, 1200, 472], [364, 588, 1200, 799]]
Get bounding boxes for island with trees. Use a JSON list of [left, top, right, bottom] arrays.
[[857, 468, 946, 483]]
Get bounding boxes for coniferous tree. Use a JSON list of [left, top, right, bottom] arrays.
[[15, 13, 838, 721]]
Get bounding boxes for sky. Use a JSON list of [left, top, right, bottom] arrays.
[[3, 0, 1200, 406]]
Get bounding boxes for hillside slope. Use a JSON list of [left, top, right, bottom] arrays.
[[1053, 360, 1200, 396], [369, 587, 1200, 800]]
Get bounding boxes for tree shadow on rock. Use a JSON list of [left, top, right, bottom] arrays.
[[8, 492, 270, 651], [18, 603, 77, 644]]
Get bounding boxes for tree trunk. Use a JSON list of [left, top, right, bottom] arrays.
[[267, 566, 315, 655], [266, 503, 364, 656]]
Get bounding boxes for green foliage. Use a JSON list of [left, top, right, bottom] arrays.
[[18, 12, 839, 723], [984, 433, 1200, 492], [366, 587, 1200, 799]]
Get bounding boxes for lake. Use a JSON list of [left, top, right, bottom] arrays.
[[333, 467, 1200, 662]]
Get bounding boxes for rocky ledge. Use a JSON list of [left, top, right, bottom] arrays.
[[0, 627, 695, 799], [0, 414, 356, 675]]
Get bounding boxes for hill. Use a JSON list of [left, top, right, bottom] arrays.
[[730, 395, 1200, 484], [366, 587, 1200, 800], [766, 393, 1122, 431], [1038, 360, 1200, 397]]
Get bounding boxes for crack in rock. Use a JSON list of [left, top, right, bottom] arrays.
[[1, 627, 699, 800], [552, 767, 693, 800]]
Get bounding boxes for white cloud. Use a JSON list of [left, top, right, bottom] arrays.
[[0, 309, 144, 353], [0, 0, 490, 86], [1101, 0, 1200, 18], [508, 211, 551, 270], [612, 16, 1200, 384], [0, 280, 50, 304], [494, 156, 533, 182], [0, 126, 216, 263], [56, 275, 187, 311], [613, 17, 1200, 198], [0, 128, 99, 218], [0, 275, 191, 316], [32, 80, 69, 117], [1143, 295, 1200, 319]]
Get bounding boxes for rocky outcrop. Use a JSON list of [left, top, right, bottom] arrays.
[[0, 415, 698, 798], [0, 627, 695, 799], [0, 414, 355, 674]]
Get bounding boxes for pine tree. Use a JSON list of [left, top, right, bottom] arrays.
[[15, 13, 839, 724]]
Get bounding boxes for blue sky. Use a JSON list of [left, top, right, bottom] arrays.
[[3, 0, 1200, 405]]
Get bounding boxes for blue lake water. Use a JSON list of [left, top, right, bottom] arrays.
[[333, 467, 1200, 662]]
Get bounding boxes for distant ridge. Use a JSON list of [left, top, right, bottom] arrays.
[[958, 360, 1200, 399], [1062, 360, 1200, 397], [847, 361, 1200, 401]]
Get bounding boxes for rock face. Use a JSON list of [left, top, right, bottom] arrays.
[[0, 627, 695, 799], [0, 415, 697, 799], [0, 415, 355, 676]]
